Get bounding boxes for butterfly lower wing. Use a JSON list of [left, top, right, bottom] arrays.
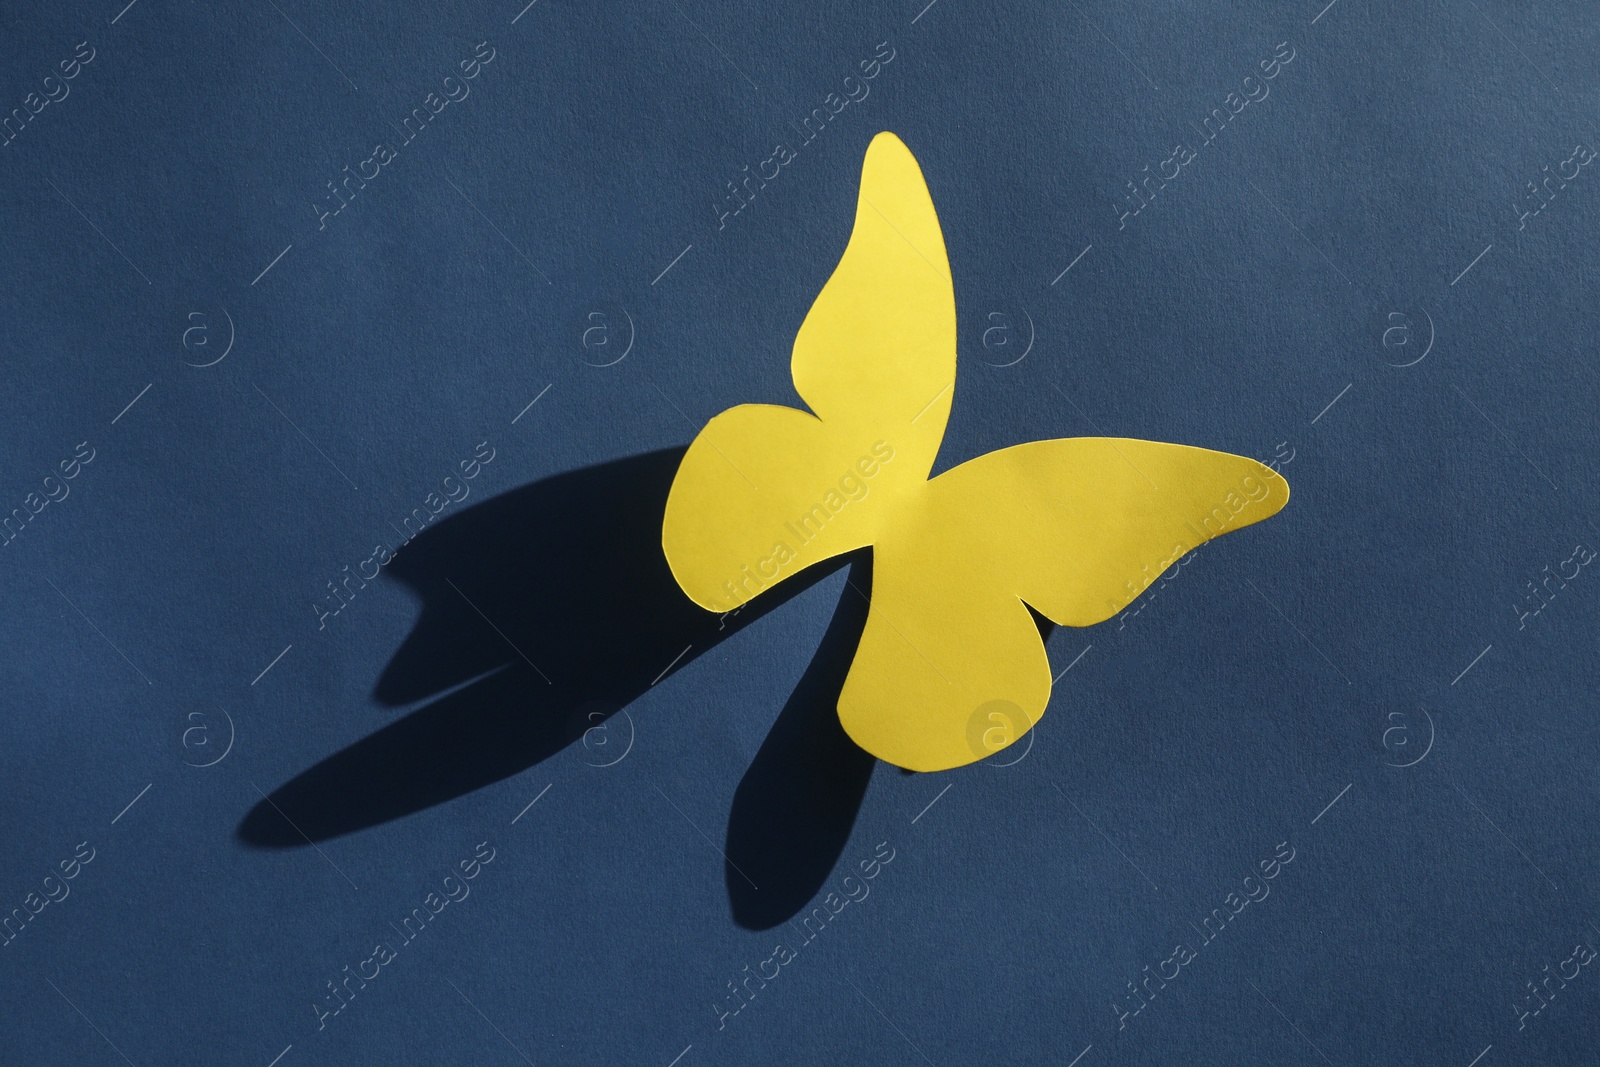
[[838, 438, 1289, 770], [662, 404, 894, 610], [838, 547, 1052, 772]]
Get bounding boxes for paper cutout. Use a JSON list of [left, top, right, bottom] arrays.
[[662, 132, 1290, 772]]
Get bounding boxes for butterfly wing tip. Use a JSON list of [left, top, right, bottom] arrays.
[[863, 131, 919, 174], [1265, 465, 1291, 512]]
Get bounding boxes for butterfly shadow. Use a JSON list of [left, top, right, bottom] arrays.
[[235, 448, 881, 930]]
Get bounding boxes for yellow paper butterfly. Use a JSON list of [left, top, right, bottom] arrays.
[[662, 132, 1289, 772]]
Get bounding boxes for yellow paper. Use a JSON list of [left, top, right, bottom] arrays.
[[662, 132, 1289, 771]]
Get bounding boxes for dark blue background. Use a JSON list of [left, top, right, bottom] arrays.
[[3, 1, 1598, 1064]]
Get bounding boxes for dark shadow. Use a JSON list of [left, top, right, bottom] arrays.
[[1028, 603, 1055, 646], [237, 448, 879, 929], [725, 554, 877, 929]]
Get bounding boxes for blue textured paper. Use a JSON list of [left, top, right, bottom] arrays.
[[4, 2, 1598, 1064]]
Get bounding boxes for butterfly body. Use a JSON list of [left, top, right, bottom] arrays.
[[663, 133, 1288, 772]]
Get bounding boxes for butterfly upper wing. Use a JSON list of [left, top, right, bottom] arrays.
[[789, 130, 956, 466], [838, 439, 1290, 771], [662, 132, 957, 610]]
